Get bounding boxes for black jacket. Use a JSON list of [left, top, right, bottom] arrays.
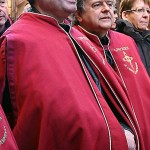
[[116, 18, 150, 76], [0, 17, 12, 37]]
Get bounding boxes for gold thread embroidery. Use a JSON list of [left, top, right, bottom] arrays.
[[78, 36, 105, 65], [114, 46, 129, 52], [85, 41, 105, 65], [123, 51, 138, 74], [0, 117, 7, 145], [78, 36, 88, 40], [99, 54, 106, 65], [86, 41, 97, 52], [78, 36, 97, 52]]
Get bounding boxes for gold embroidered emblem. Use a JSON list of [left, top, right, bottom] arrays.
[[0, 117, 7, 145], [123, 51, 138, 74]]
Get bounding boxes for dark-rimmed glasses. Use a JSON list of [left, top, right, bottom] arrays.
[[124, 7, 150, 14]]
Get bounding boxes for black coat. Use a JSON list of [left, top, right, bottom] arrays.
[[116, 19, 150, 76], [0, 17, 12, 37]]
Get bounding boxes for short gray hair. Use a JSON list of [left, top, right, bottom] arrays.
[[77, 0, 86, 13], [72, 0, 86, 25], [27, 0, 35, 5]]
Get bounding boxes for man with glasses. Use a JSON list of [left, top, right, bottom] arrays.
[[116, 0, 150, 76]]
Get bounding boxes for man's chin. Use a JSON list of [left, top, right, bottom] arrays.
[[137, 26, 148, 31], [102, 25, 112, 30], [68, 7, 77, 13], [111, 23, 116, 29]]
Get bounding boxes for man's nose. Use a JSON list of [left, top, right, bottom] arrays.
[[101, 2, 111, 11]]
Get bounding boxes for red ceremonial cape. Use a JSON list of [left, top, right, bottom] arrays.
[[71, 25, 150, 150], [0, 13, 144, 149]]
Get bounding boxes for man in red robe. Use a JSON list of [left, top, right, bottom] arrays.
[[71, 0, 150, 149], [0, 0, 18, 149], [0, 0, 147, 149]]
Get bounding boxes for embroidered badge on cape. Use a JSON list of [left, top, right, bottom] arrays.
[[123, 51, 138, 74]]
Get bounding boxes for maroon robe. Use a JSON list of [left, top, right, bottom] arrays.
[[71, 25, 150, 150], [0, 13, 145, 149], [0, 38, 18, 150]]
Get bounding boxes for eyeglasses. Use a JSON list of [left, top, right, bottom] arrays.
[[124, 7, 150, 14]]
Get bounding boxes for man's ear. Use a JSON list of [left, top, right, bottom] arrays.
[[75, 12, 83, 23]]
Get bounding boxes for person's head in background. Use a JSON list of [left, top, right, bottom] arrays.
[[111, 0, 119, 29], [74, 0, 115, 38], [120, 0, 150, 31], [0, 0, 9, 33], [148, 19, 150, 30], [27, 0, 77, 23], [23, 3, 32, 13]]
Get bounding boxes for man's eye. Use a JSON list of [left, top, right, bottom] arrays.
[[106, 2, 113, 8], [0, 1, 5, 5], [92, 3, 101, 8]]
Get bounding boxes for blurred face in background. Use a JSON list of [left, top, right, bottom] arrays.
[[76, 0, 115, 38], [122, 0, 150, 31], [111, 0, 118, 29], [23, 3, 31, 12], [111, 7, 118, 29], [0, 0, 8, 26]]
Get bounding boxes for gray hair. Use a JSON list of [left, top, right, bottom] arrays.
[[72, 0, 86, 25], [76, 0, 86, 13], [27, 0, 35, 5]]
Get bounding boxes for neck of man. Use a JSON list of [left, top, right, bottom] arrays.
[[96, 30, 108, 39], [82, 25, 108, 39]]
